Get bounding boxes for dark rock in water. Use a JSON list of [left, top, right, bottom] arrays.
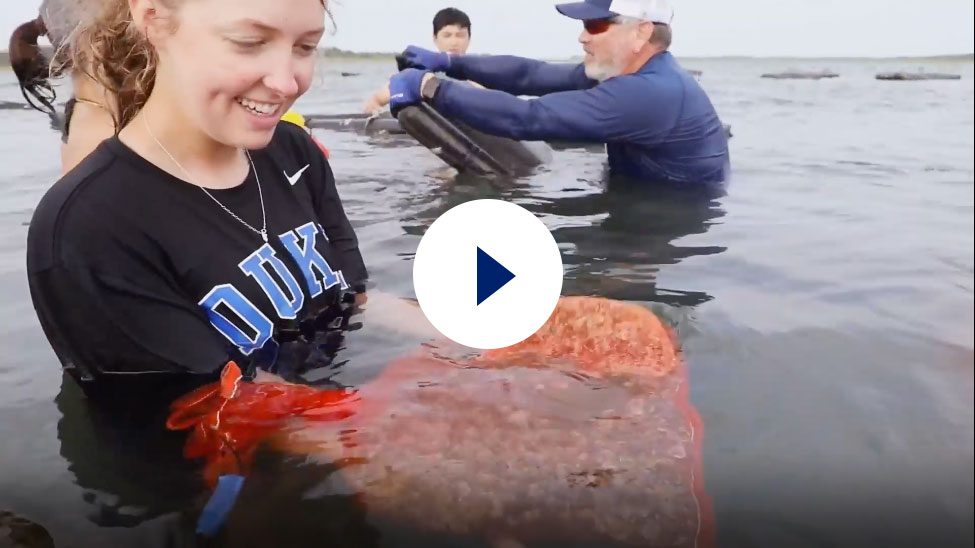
[[687, 69, 702, 77], [0, 100, 29, 111], [761, 71, 839, 80], [340, 71, 360, 77], [876, 72, 961, 81], [0, 511, 55, 548]]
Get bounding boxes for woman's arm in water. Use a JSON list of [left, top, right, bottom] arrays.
[[357, 290, 441, 340], [363, 84, 392, 114]]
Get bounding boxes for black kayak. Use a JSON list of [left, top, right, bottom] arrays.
[[307, 112, 733, 142], [308, 109, 552, 177], [305, 112, 406, 134], [395, 103, 552, 177]]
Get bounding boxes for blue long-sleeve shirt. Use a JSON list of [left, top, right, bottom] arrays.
[[433, 51, 730, 185]]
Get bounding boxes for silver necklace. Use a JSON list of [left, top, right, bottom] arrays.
[[143, 113, 269, 242]]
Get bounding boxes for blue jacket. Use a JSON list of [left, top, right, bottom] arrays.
[[433, 51, 730, 185]]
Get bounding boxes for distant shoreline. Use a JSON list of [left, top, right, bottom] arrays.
[[3, 48, 972, 68], [676, 53, 974, 62]]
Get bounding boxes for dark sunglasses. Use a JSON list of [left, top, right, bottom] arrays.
[[583, 18, 616, 35]]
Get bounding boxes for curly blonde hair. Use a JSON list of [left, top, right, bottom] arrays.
[[69, 0, 329, 132]]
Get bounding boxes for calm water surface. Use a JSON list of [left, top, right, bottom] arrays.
[[1, 57, 972, 547]]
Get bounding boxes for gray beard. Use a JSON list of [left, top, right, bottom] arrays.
[[584, 61, 623, 82]]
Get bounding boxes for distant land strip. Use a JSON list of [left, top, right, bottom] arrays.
[[3, 47, 972, 68]]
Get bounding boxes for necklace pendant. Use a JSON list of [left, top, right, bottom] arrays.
[[261, 231, 268, 243]]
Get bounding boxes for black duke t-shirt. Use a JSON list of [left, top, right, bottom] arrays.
[[27, 122, 367, 387]]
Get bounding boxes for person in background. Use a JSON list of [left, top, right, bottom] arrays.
[[361, 7, 473, 114], [388, 0, 730, 186], [8, 0, 116, 175]]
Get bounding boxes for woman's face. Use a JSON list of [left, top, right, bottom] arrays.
[[150, 0, 326, 149]]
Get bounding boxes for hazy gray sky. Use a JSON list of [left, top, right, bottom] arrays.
[[4, 0, 973, 58]]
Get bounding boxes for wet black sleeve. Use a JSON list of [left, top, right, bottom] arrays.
[[288, 126, 368, 292], [28, 265, 233, 378], [314, 159, 368, 291], [27, 171, 234, 380]]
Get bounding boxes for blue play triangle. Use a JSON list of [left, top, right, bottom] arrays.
[[477, 247, 515, 305]]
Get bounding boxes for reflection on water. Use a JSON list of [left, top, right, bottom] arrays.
[[537, 182, 726, 306], [395, 167, 728, 308], [54, 376, 198, 528]]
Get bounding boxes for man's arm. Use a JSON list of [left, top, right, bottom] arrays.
[[430, 76, 679, 144], [362, 84, 392, 114], [448, 55, 596, 96]]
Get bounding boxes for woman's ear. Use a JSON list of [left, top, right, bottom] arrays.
[[128, 0, 162, 42], [128, 0, 154, 29]]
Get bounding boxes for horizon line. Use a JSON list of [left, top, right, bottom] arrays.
[[1, 47, 972, 60]]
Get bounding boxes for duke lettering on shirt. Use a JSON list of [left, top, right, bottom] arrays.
[[198, 222, 345, 354]]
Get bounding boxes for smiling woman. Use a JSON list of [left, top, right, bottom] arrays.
[[71, 0, 328, 140], [24, 0, 425, 417]]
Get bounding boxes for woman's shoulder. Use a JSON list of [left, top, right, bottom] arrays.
[[28, 139, 136, 272], [33, 140, 115, 225]]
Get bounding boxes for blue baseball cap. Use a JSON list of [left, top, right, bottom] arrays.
[[555, 0, 674, 24]]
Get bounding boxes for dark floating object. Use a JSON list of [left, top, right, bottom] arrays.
[[0, 511, 56, 548], [340, 71, 360, 77], [307, 112, 732, 146], [761, 70, 839, 80], [876, 72, 961, 81], [688, 69, 702, 77], [0, 100, 31, 111], [306, 112, 406, 134], [396, 102, 551, 176]]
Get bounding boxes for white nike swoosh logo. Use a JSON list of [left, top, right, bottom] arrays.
[[285, 164, 310, 185]]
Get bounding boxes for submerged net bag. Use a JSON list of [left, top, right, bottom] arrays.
[[167, 297, 714, 547]]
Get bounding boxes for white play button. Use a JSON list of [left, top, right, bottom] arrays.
[[412, 199, 563, 349]]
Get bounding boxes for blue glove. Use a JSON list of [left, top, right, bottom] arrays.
[[389, 68, 428, 117], [400, 45, 451, 73]]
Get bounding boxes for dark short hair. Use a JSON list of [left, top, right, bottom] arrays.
[[650, 23, 672, 49], [433, 7, 471, 36]]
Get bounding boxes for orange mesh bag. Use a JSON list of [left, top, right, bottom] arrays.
[[165, 298, 713, 546], [278, 297, 715, 547], [479, 295, 681, 377]]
